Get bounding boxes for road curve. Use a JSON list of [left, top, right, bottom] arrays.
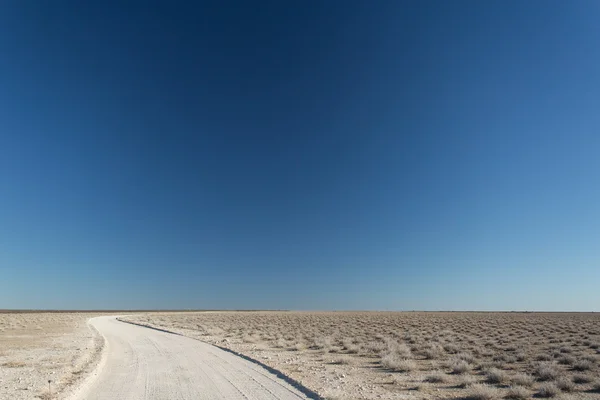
[[70, 316, 314, 400]]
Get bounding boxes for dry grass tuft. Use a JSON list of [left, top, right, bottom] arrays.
[[486, 368, 509, 384], [537, 382, 560, 398], [451, 359, 471, 374], [464, 383, 500, 400], [572, 359, 594, 371], [572, 374, 593, 384], [1, 360, 26, 368], [381, 354, 415, 372], [534, 362, 561, 381], [423, 344, 444, 360], [424, 372, 446, 383], [505, 385, 529, 400], [555, 377, 574, 392], [457, 375, 477, 388], [511, 373, 535, 388]]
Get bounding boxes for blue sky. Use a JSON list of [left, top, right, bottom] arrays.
[[0, 1, 599, 310]]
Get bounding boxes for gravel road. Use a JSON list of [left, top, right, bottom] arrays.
[[69, 316, 315, 400]]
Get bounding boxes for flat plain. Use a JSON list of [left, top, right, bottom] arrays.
[[2, 311, 600, 400], [0, 312, 107, 400], [122, 312, 600, 400]]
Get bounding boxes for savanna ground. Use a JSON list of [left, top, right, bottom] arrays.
[[0, 312, 107, 400], [122, 312, 600, 400]]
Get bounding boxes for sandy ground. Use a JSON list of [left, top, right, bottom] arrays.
[[0, 312, 105, 400], [121, 312, 600, 400], [2, 311, 600, 400], [71, 316, 317, 400]]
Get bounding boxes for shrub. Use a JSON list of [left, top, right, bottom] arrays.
[[505, 386, 529, 400], [557, 355, 575, 365], [423, 344, 444, 360], [534, 362, 560, 381], [342, 338, 360, 354], [457, 375, 476, 388], [486, 368, 509, 384], [445, 343, 460, 354], [331, 356, 352, 365], [292, 342, 307, 351], [572, 374, 593, 384], [452, 359, 471, 374], [465, 384, 500, 400], [559, 346, 572, 354], [581, 354, 596, 362], [456, 352, 476, 363], [314, 336, 333, 351], [345, 343, 360, 354], [383, 338, 412, 357], [503, 355, 517, 364], [537, 383, 559, 398], [424, 372, 446, 383], [381, 354, 415, 372], [363, 341, 386, 354], [511, 373, 535, 387], [555, 377, 574, 392], [573, 359, 594, 371]]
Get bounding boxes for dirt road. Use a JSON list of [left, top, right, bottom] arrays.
[[69, 316, 316, 400]]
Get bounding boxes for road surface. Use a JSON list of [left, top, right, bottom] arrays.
[[70, 316, 315, 400]]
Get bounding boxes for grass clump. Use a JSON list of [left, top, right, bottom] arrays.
[[464, 384, 500, 400], [314, 336, 333, 351], [451, 359, 471, 374], [505, 386, 529, 400], [423, 344, 444, 360], [342, 338, 360, 354], [444, 343, 460, 354], [486, 368, 509, 384], [534, 362, 560, 381], [457, 375, 476, 388], [555, 377, 574, 392], [381, 353, 415, 372], [572, 374, 593, 384], [424, 372, 446, 383], [572, 359, 594, 371], [511, 373, 535, 387], [557, 355, 575, 365], [1, 361, 26, 368], [537, 382, 559, 398]]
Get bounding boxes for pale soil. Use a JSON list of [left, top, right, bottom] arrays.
[[121, 312, 600, 400], [71, 316, 315, 399], [0, 312, 107, 400]]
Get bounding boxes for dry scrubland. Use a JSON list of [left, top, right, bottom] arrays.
[[122, 312, 600, 400], [0, 312, 105, 400]]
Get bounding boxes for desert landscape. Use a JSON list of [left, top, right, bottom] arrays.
[[0, 312, 107, 400], [3, 1, 599, 399], [121, 312, 600, 400], [1, 311, 600, 399]]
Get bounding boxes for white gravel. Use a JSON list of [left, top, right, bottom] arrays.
[[69, 316, 316, 400]]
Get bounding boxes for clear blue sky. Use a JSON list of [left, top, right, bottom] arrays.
[[1, 1, 598, 311]]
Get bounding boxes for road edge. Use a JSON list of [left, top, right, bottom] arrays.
[[116, 317, 325, 400], [62, 317, 112, 400]]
